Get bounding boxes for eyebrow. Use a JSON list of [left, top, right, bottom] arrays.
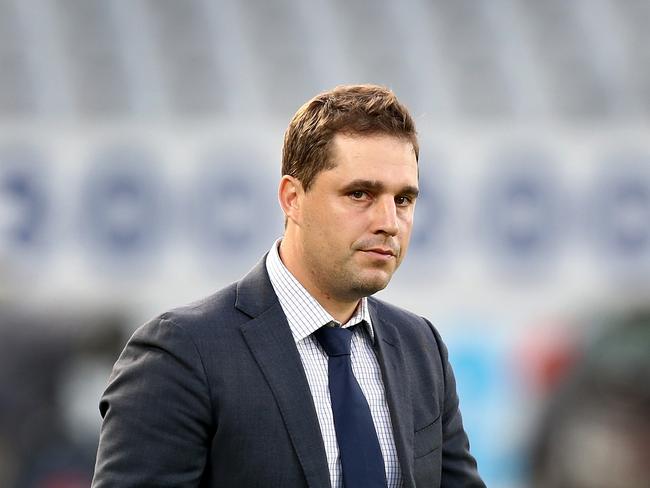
[[340, 179, 420, 198]]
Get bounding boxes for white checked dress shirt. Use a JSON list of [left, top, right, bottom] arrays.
[[266, 240, 402, 488]]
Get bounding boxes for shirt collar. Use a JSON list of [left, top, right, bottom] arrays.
[[266, 238, 374, 344]]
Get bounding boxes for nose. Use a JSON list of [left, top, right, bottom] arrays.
[[372, 196, 399, 236]]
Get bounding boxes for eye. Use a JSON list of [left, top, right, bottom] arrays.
[[395, 195, 412, 206], [350, 190, 367, 200]]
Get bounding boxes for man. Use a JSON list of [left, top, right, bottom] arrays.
[[92, 85, 485, 487]]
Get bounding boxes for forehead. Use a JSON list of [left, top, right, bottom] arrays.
[[327, 133, 418, 181]]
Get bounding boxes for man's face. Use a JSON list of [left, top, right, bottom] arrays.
[[296, 133, 419, 302]]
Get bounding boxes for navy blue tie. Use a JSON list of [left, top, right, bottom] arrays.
[[314, 323, 387, 488]]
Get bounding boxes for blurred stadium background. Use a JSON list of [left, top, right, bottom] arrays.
[[1, 1, 650, 487]]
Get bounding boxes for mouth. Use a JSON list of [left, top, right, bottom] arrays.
[[360, 248, 396, 259]]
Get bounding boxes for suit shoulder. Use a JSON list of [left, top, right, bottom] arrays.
[[141, 282, 245, 339], [369, 296, 431, 328], [368, 296, 443, 343]]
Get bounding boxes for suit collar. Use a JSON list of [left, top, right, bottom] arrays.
[[369, 299, 416, 488], [235, 254, 278, 318], [235, 259, 416, 487], [236, 257, 331, 488]]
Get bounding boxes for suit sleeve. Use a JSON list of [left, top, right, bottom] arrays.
[[425, 319, 486, 488], [92, 315, 213, 487]]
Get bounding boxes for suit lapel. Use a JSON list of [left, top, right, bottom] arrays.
[[236, 258, 331, 488], [370, 301, 416, 488]]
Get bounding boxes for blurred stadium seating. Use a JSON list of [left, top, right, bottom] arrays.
[[0, 1, 649, 486]]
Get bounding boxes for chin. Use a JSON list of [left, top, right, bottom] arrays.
[[351, 274, 392, 297]]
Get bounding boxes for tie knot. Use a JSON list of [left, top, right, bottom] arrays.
[[314, 323, 353, 357]]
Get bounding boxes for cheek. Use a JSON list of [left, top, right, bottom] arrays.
[[400, 213, 414, 235], [325, 205, 361, 232], [398, 216, 415, 249], [304, 199, 370, 248], [304, 206, 344, 247]]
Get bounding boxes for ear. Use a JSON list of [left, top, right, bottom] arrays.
[[278, 175, 304, 225]]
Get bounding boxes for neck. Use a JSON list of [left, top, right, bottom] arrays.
[[278, 237, 360, 324]]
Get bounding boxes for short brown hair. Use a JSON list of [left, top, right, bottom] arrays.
[[282, 84, 419, 191]]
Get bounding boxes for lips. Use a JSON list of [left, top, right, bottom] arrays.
[[360, 247, 398, 260], [363, 248, 395, 256]]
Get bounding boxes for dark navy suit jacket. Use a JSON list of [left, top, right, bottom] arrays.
[[92, 257, 485, 487]]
